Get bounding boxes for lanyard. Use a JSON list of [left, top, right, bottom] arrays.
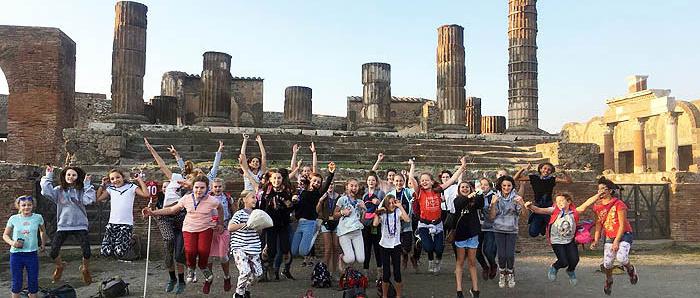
[[386, 209, 398, 236], [192, 194, 205, 211]]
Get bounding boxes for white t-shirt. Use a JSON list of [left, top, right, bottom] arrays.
[[163, 173, 185, 207], [442, 184, 458, 213], [379, 208, 403, 249], [107, 183, 137, 225]]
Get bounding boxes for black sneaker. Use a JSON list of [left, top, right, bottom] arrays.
[[274, 270, 280, 281], [604, 277, 613, 295], [282, 269, 295, 280], [470, 289, 480, 297], [244, 290, 251, 298], [626, 265, 639, 285], [457, 291, 464, 298]]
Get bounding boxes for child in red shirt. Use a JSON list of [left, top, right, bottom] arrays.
[[590, 177, 639, 295]]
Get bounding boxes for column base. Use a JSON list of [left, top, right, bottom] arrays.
[[103, 113, 149, 124], [432, 124, 468, 134], [356, 122, 396, 132], [195, 116, 233, 127], [505, 126, 549, 135], [279, 122, 315, 130]]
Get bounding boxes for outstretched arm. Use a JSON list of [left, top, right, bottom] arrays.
[[407, 158, 418, 192], [319, 162, 336, 194], [239, 153, 260, 191], [96, 177, 110, 203], [40, 165, 58, 202], [525, 201, 553, 215], [439, 156, 467, 189], [310, 142, 318, 173], [290, 144, 299, 169], [576, 193, 600, 213], [256, 135, 267, 173], [371, 152, 384, 172], [514, 163, 531, 182], [207, 140, 224, 180], [145, 138, 173, 179]]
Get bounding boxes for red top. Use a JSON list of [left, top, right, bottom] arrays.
[[416, 187, 443, 222], [593, 198, 633, 239]]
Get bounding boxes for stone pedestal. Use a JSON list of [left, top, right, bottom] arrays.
[[196, 52, 233, 126], [465, 97, 481, 134], [603, 123, 616, 172], [151, 96, 178, 125], [280, 86, 313, 129], [358, 63, 395, 132], [665, 112, 680, 171], [633, 117, 648, 173], [481, 116, 506, 134], [435, 24, 466, 133], [506, 0, 541, 133], [106, 1, 149, 124]]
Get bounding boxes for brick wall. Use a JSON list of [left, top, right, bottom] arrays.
[[0, 26, 76, 164], [0, 94, 7, 137], [669, 183, 700, 242]]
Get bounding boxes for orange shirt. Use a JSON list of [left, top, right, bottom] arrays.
[[418, 188, 443, 222], [593, 198, 633, 239]]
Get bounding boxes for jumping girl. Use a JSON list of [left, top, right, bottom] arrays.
[[316, 182, 341, 275], [514, 162, 572, 237], [334, 179, 367, 269], [488, 175, 525, 288], [4, 195, 46, 298], [373, 194, 411, 298], [291, 162, 336, 257], [229, 192, 264, 298], [476, 177, 498, 281], [362, 171, 385, 280], [96, 169, 149, 259], [589, 177, 639, 295], [206, 178, 236, 293], [240, 134, 267, 193], [385, 172, 415, 271], [407, 156, 467, 274], [371, 152, 398, 193], [143, 175, 225, 295], [258, 169, 294, 281], [40, 165, 96, 285]]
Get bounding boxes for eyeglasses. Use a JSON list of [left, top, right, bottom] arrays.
[[17, 196, 33, 202]]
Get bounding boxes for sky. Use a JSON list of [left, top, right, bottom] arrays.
[[1, 0, 699, 133]]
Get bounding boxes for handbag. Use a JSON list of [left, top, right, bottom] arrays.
[[445, 209, 467, 243], [443, 212, 459, 230]]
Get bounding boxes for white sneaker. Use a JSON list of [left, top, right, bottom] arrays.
[[186, 269, 197, 283], [507, 270, 516, 288], [427, 260, 435, 273], [433, 259, 441, 275], [498, 271, 506, 288]]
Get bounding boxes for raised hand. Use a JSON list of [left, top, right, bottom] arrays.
[[84, 174, 92, 184], [242, 133, 250, 140], [309, 142, 316, 153], [168, 145, 178, 157], [255, 135, 263, 143], [526, 163, 533, 171], [101, 176, 109, 186], [377, 152, 385, 161], [460, 156, 468, 167], [143, 137, 152, 148], [297, 159, 303, 168], [292, 144, 300, 154], [407, 158, 415, 166], [217, 140, 224, 153], [515, 196, 525, 206], [328, 162, 336, 173], [46, 164, 54, 173]]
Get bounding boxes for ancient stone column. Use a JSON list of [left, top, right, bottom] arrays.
[[196, 52, 232, 126], [107, 1, 149, 123], [633, 117, 648, 173], [435, 24, 466, 133], [465, 97, 481, 134], [280, 86, 313, 129], [358, 62, 395, 132], [481, 116, 506, 134], [506, 0, 541, 133], [151, 96, 178, 125], [603, 123, 616, 172], [665, 112, 680, 171]]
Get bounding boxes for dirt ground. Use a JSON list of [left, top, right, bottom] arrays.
[[1, 245, 699, 297]]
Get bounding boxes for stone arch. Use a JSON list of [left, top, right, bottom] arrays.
[[0, 26, 76, 163], [675, 100, 700, 129]]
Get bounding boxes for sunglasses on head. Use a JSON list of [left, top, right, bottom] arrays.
[[17, 196, 33, 202]]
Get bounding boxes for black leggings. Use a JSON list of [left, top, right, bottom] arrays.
[[551, 241, 580, 272], [363, 226, 382, 270], [50, 230, 91, 260], [381, 245, 402, 283], [265, 225, 290, 266]]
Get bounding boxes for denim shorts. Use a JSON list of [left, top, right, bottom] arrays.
[[455, 235, 479, 249]]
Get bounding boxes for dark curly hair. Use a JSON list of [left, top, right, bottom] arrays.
[[59, 166, 86, 190], [495, 175, 516, 193]]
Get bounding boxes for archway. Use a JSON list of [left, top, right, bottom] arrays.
[[0, 26, 76, 164]]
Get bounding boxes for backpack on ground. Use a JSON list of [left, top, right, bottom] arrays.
[[339, 267, 369, 290], [375, 279, 397, 298], [99, 276, 130, 298], [40, 284, 77, 298], [311, 262, 332, 288], [342, 287, 367, 298]]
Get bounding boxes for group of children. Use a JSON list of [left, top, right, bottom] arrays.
[[3, 135, 640, 298]]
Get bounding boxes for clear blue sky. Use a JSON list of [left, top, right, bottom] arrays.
[[1, 1, 698, 133]]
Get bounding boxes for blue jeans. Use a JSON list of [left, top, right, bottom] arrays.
[[274, 223, 295, 269], [476, 231, 497, 269], [291, 219, 317, 256], [417, 227, 444, 260], [528, 213, 550, 237], [10, 251, 39, 294]]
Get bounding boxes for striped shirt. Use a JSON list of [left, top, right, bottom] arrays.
[[229, 209, 261, 254]]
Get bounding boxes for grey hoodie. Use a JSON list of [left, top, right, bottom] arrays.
[[40, 171, 96, 231], [492, 190, 522, 234]]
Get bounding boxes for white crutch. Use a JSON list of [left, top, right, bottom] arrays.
[[143, 197, 153, 298]]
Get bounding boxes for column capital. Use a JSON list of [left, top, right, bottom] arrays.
[[665, 111, 682, 125], [633, 117, 649, 129], [603, 122, 618, 134]]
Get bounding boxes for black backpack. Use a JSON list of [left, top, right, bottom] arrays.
[[99, 276, 130, 298], [311, 262, 332, 288], [38, 284, 77, 298]]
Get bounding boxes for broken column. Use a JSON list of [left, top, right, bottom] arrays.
[[481, 116, 506, 134], [107, 1, 149, 123], [280, 86, 313, 129], [435, 24, 466, 133], [358, 62, 395, 132], [506, 0, 541, 133], [465, 96, 481, 134], [196, 51, 232, 126], [150, 96, 178, 125]]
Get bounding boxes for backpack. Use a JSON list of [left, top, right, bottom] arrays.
[[118, 234, 142, 261], [575, 219, 594, 245], [99, 276, 130, 298], [342, 287, 367, 298], [311, 262, 332, 288], [339, 267, 369, 290], [39, 284, 77, 298], [376, 280, 397, 298]]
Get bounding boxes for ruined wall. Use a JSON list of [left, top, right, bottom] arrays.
[[231, 77, 263, 127], [536, 142, 602, 172], [161, 72, 201, 125], [347, 96, 432, 132], [0, 26, 76, 164], [74, 92, 111, 128], [0, 94, 7, 137], [262, 111, 347, 130]]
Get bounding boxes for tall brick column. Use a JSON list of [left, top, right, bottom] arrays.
[[280, 86, 313, 129], [603, 123, 616, 172], [506, 0, 541, 133], [196, 52, 232, 126], [465, 96, 481, 134], [633, 117, 648, 173], [107, 1, 149, 123], [481, 116, 506, 134], [358, 63, 395, 132], [435, 24, 466, 133]]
